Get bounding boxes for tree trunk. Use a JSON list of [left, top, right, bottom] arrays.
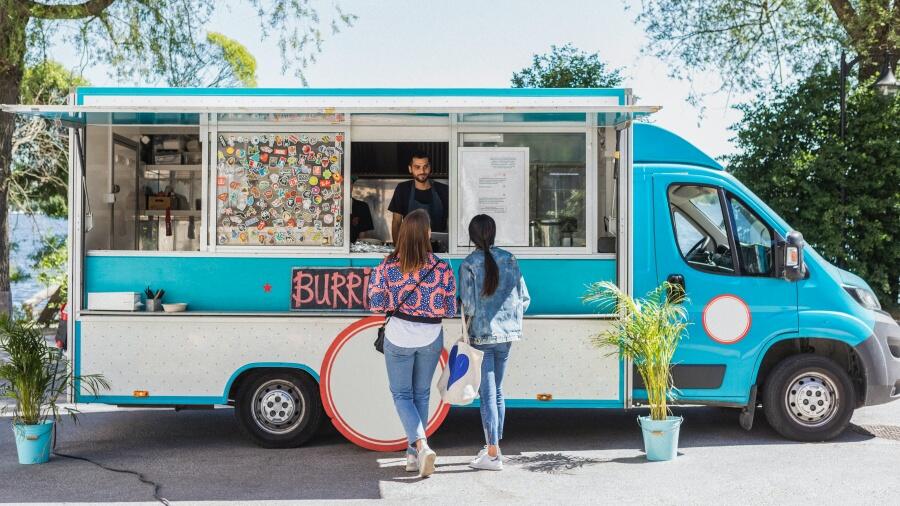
[[0, 2, 29, 315], [36, 285, 63, 326]]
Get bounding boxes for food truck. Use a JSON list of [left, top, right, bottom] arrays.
[[4, 87, 898, 449]]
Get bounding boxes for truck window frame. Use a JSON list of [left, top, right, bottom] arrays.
[[207, 121, 352, 255], [723, 191, 777, 278], [454, 126, 599, 256], [666, 183, 741, 276]]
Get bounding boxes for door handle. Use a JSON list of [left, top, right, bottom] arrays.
[[666, 274, 686, 303]]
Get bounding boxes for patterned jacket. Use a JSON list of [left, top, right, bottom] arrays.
[[367, 253, 457, 319]]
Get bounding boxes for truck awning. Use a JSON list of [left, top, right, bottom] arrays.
[[2, 90, 659, 126]]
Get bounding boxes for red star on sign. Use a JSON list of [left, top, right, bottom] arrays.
[[263, 283, 272, 293]]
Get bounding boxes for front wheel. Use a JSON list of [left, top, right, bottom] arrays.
[[762, 355, 856, 441], [234, 370, 323, 448]]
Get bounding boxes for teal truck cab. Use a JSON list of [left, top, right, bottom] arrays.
[[633, 123, 900, 440]]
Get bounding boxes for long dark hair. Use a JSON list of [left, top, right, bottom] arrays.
[[468, 214, 498, 296], [391, 209, 432, 273]]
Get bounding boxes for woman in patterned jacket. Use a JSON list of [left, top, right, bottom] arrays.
[[367, 209, 456, 478]]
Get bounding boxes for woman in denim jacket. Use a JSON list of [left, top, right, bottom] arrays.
[[459, 214, 530, 471]]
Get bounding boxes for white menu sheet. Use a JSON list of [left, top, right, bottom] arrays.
[[457, 147, 529, 246]]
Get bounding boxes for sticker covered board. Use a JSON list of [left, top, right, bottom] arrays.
[[216, 132, 344, 246]]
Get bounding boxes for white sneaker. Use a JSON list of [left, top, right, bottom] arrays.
[[469, 452, 503, 471], [405, 451, 418, 472], [417, 447, 437, 477], [475, 445, 502, 459]]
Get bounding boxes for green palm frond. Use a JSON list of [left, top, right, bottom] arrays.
[[0, 315, 108, 426], [584, 281, 688, 420]]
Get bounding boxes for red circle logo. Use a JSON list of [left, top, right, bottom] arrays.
[[320, 316, 450, 452]]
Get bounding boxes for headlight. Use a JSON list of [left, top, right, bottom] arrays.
[[844, 285, 882, 310]]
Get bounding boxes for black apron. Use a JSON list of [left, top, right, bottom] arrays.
[[406, 183, 444, 231]]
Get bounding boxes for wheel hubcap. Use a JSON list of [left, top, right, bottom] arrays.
[[251, 379, 305, 434], [785, 372, 839, 427]]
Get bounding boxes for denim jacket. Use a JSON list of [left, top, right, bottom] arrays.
[[458, 247, 530, 345]]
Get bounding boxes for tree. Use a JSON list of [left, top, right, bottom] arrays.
[[636, 0, 899, 99], [0, 0, 356, 315], [12, 60, 88, 219], [726, 67, 899, 315], [512, 44, 624, 88], [197, 32, 258, 88]]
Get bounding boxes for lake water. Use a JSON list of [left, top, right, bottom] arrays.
[[10, 213, 68, 308]]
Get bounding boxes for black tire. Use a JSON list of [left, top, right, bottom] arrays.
[[234, 370, 323, 448], [762, 355, 855, 442]]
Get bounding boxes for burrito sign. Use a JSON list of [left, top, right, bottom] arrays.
[[290, 267, 372, 311]]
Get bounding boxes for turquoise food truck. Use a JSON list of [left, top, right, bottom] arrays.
[[3, 87, 898, 449]]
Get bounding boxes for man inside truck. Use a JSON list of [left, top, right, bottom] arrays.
[[387, 150, 449, 251]]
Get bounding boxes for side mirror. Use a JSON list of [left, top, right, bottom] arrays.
[[776, 230, 805, 281]]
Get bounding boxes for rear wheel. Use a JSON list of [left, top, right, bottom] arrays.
[[234, 370, 323, 448], [762, 355, 855, 441]]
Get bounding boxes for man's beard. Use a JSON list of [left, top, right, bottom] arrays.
[[414, 174, 429, 182]]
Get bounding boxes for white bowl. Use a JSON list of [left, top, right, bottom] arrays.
[[162, 303, 188, 313]]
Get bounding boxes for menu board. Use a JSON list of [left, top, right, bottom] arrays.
[[216, 132, 344, 246], [457, 147, 529, 246]]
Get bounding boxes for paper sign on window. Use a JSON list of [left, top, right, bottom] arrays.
[[457, 147, 529, 246]]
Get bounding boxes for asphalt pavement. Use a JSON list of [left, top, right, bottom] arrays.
[[1, 401, 899, 504]]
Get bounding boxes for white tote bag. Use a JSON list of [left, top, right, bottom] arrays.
[[438, 309, 484, 405]]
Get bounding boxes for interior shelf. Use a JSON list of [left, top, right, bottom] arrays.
[[143, 164, 202, 172], [140, 210, 202, 217]]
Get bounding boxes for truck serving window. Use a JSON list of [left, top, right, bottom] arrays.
[[83, 127, 202, 252], [727, 195, 774, 276], [460, 132, 587, 248], [667, 185, 735, 274]]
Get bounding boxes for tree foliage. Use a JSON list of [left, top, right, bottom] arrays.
[[22, 0, 354, 85], [512, 43, 624, 88], [726, 67, 899, 314], [636, 0, 899, 100], [11, 60, 86, 218], [203, 32, 258, 88]]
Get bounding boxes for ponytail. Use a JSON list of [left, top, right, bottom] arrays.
[[468, 214, 499, 296]]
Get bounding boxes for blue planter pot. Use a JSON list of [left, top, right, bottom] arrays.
[[13, 421, 54, 465], [638, 415, 682, 461]]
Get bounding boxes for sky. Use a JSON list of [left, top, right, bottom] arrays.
[[57, 0, 752, 161]]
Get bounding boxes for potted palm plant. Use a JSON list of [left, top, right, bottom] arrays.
[[584, 281, 688, 461], [0, 315, 108, 464]]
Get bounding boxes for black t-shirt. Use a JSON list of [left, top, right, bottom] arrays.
[[350, 198, 374, 243], [388, 180, 449, 232]]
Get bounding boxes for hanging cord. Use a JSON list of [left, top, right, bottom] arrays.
[[51, 439, 170, 505], [47, 350, 169, 505]]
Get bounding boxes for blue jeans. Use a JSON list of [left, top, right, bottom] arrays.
[[384, 333, 444, 448], [473, 341, 511, 445]]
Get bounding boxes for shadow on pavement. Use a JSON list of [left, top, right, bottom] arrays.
[[0, 404, 875, 502]]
